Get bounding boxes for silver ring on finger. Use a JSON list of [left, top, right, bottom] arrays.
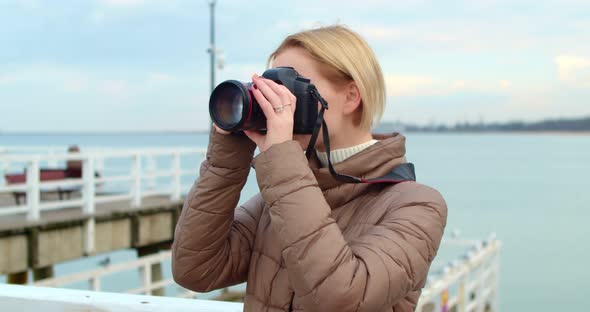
[[273, 104, 291, 113]]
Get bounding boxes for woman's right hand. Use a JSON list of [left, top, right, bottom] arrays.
[[213, 124, 231, 135]]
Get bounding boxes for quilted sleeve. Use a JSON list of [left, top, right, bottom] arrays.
[[171, 128, 264, 292]]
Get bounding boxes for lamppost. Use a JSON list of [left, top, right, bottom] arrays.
[[207, 0, 216, 93]]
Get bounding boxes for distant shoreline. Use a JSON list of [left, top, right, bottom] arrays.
[[401, 130, 590, 136], [0, 131, 211, 136], [1, 130, 589, 136]]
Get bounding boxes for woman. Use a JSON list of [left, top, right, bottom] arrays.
[[172, 25, 447, 312]]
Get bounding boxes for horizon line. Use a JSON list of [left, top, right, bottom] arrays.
[[1, 115, 588, 135]]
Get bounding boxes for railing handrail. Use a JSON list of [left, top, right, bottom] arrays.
[[0, 148, 207, 162], [0, 283, 244, 312], [27, 237, 501, 312], [417, 237, 501, 312], [34, 250, 178, 296], [0, 147, 207, 235]]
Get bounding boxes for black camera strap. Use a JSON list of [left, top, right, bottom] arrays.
[[305, 89, 328, 159], [306, 90, 416, 185]]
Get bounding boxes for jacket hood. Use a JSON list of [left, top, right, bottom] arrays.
[[309, 132, 408, 208]]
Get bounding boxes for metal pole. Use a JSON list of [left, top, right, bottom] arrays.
[[209, 0, 216, 93]]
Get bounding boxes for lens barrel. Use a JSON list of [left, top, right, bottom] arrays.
[[209, 80, 263, 132], [209, 67, 319, 134]]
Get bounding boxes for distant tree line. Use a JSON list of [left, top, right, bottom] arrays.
[[376, 116, 590, 133]]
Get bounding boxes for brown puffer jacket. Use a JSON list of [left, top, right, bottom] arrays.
[[172, 129, 447, 312]]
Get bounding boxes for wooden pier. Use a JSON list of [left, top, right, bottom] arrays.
[[0, 146, 204, 288], [0, 192, 184, 287]]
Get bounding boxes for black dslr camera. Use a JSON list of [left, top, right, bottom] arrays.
[[208, 66, 417, 185], [209, 67, 321, 134]]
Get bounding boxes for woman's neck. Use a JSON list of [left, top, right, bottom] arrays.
[[316, 129, 373, 152]]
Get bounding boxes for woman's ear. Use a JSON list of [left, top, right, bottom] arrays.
[[342, 81, 362, 115]]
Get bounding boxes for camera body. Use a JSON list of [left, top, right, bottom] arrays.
[[209, 67, 319, 134]]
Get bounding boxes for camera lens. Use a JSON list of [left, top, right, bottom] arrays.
[[209, 81, 249, 130]]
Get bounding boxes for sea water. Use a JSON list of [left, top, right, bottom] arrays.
[[1, 132, 588, 311]]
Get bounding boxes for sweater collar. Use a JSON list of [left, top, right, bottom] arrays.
[[315, 139, 379, 168]]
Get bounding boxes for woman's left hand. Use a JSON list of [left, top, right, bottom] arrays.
[[244, 74, 297, 152]]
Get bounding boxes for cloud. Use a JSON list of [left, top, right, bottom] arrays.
[[100, 79, 130, 97], [355, 25, 404, 41], [89, 10, 106, 23], [385, 75, 434, 96], [0, 65, 90, 92], [90, 0, 146, 23], [555, 55, 590, 87], [451, 80, 467, 90], [500, 80, 512, 89], [217, 63, 267, 82], [356, 24, 465, 46], [0, 73, 25, 85], [147, 72, 176, 84], [102, 0, 145, 8], [15, 0, 41, 9], [384, 75, 504, 97], [63, 77, 90, 92]]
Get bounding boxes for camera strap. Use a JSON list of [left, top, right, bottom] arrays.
[[306, 90, 416, 185]]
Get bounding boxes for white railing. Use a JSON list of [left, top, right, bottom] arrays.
[[25, 235, 501, 311], [33, 250, 194, 298], [0, 147, 207, 221], [416, 235, 501, 312], [0, 146, 83, 154], [0, 146, 123, 169], [0, 283, 244, 312]]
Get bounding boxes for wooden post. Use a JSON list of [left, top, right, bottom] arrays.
[[33, 265, 54, 281], [7, 271, 28, 284]]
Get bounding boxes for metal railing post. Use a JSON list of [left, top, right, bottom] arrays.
[[140, 263, 152, 295], [26, 157, 41, 221], [491, 243, 501, 312], [96, 156, 105, 177], [0, 158, 8, 186], [82, 157, 96, 255], [171, 152, 181, 201], [132, 153, 142, 207], [48, 149, 58, 168], [458, 277, 466, 312], [146, 155, 157, 190], [90, 277, 101, 291], [475, 259, 485, 312], [82, 157, 96, 215]]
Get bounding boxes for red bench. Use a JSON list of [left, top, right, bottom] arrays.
[[4, 168, 84, 205]]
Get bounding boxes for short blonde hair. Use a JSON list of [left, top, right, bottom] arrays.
[[268, 25, 385, 130]]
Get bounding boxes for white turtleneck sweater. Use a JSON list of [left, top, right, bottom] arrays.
[[315, 139, 379, 167]]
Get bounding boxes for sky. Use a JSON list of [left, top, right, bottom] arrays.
[[0, 0, 589, 132]]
